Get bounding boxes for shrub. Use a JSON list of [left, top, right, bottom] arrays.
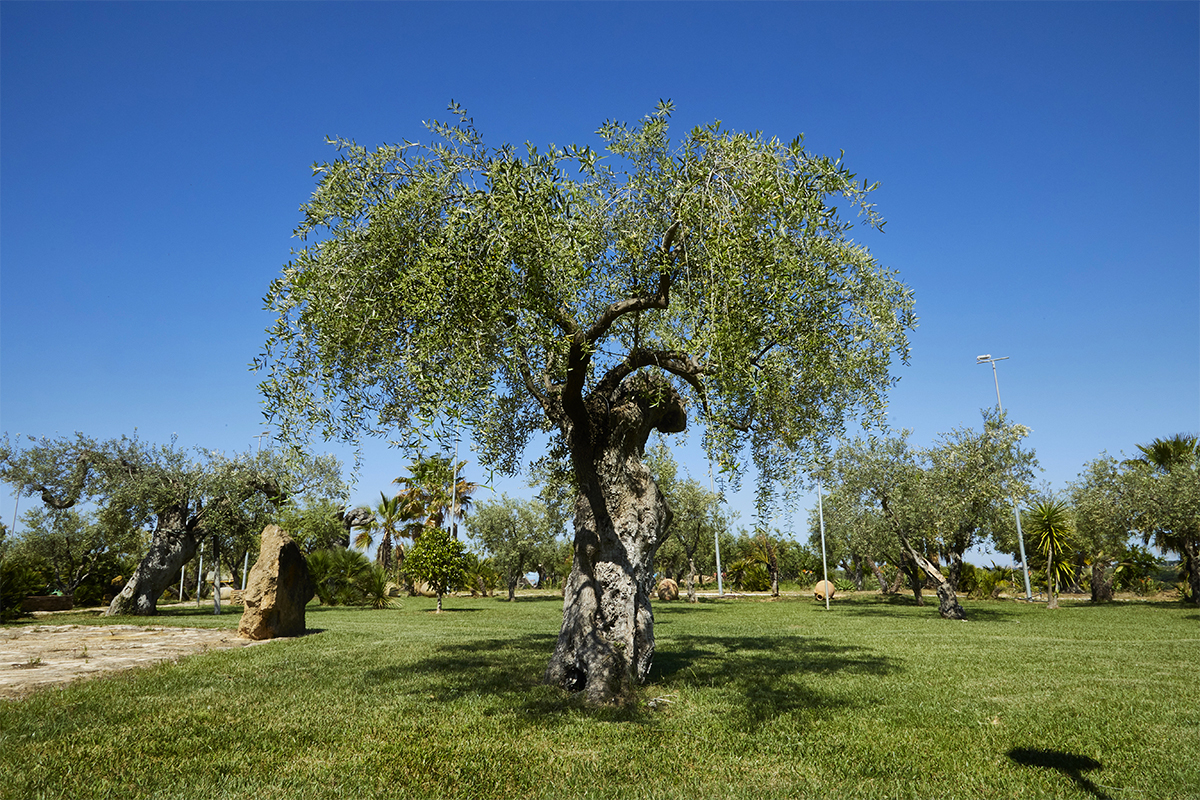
[[735, 562, 771, 592], [359, 563, 399, 609], [306, 547, 372, 606], [1, 552, 47, 621], [970, 564, 1016, 600], [834, 577, 857, 593]]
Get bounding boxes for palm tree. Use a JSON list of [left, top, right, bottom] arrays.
[[370, 492, 409, 573], [1125, 433, 1199, 605], [394, 454, 478, 539], [1133, 433, 1197, 472], [1024, 499, 1074, 609]]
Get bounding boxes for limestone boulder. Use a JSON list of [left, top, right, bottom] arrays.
[[238, 525, 314, 640], [814, 580, 836, 602], [657, 578, 679, 602]]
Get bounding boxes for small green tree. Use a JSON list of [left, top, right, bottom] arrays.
[[647, 442, 729, 601], [403, 528, 468, 612], [825, 434, 967, 619], [923, 409, 1036, 592], [276, 498, 350, 553], [394, 455, 478, 538], [1024, 498, 1074, 609], [14, 507, 140, 598], [354, 492, 408, 574]]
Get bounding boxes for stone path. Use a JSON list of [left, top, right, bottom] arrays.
[[0, 624, 270, 700]]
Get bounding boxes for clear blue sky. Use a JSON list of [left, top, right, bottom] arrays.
[[2, 2, 1197, 555]]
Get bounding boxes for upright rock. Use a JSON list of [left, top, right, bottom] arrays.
[[238, 525, 314, 640]]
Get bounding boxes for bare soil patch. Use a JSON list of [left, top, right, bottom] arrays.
[[1, 624, 269, 700]]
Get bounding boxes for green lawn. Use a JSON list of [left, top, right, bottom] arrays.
[[2, 594, 1197, 799]]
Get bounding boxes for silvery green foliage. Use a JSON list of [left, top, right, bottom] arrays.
[[468, 494, 558, 599], [259, 102, 915, 499], [0, 432, 347, 569]]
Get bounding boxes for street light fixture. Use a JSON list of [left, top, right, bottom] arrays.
[[976, 354, 1033, 601]]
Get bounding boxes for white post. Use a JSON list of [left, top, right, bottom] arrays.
[[450, 430, 460, 539], [10, 488, 20, 535], [179, 564, 185, 601], [818, 482, 830, 611], [977, 355, 1033, 601], [195, 556, 203, 607], [241, 551, 250, 591], [709, 463, 724, 597], [212, 541, 222, 615]]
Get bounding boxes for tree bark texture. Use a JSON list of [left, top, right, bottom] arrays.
[[900, 553, 924, 606], [686, 557, 697, 604], [869, 560, 889, 594], [897, 534, 966, 620], [1183, 542, 1200, 607], [544, 375, 685, 704], [107, 507, 203, 616], [1090, 562, 1113, 603]]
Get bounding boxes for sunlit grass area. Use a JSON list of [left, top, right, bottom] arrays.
[[2, 594, 1197, 799]]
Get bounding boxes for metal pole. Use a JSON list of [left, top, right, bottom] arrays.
[[709, 462, 724, 597], [179, 564, 185, 601], [242, 551, 250, 591], [196, 555, 203, 607], [212, 539, 222, 615], [990, 360, 1003, 411], [10, 488, 20, 535], [817, 482, 830, 611], [450, 429, 459, 539], [977, 355, 1033, 601]]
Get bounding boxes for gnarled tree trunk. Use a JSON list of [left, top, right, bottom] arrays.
[[897, 533, 966, 620], [544, 374, 685, 705], [107, 507, 203, 616], [1182, 541, 1200, 607], [1090, 561, 1113, 603]]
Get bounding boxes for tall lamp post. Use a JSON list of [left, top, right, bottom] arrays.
[[976, 354, 1033, 601]]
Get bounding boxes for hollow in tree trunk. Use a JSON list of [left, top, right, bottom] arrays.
[[544, 373, 686, 705]]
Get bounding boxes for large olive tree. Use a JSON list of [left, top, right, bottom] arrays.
[[259, 102, 915, 703]]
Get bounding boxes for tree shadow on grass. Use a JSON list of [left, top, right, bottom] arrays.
[[364, 630, 901, 731], [651, 634, 902, 731], [832, 598, 1020, 623], [1007, 748, 1112, 800], [501, 594, 566, 602], [653, 603, 721, 616]]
